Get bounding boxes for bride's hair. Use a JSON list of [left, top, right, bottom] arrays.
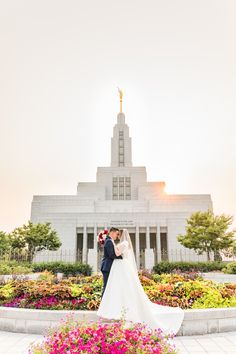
[[119, 229, 138, 271]]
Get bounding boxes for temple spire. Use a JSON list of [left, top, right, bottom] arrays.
[[117, 87, 123, 113]]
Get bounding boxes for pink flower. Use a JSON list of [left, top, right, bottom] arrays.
[[29, 319, 174, 354]]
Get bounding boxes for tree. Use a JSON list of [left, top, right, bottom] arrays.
[[0, 231, 11, 254], [177, 210, 236, 261], [10, 221, 62, 262]]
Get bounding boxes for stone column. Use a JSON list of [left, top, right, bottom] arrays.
[[145, 225, 154, 270], [82, 225, 87, 263], [93, 224, 97, 250], [135, 226, 140, 269], [156, 225, 161, 263], [87, 224, 98, 273], [146, 225, 150, 249]]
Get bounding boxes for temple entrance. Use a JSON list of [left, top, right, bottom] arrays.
[[129, 233, 136, 254], [76, 229, 83, 262], [160, 232, 168, 261]]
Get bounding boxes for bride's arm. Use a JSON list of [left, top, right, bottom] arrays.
[[112, 240, 122, 256]]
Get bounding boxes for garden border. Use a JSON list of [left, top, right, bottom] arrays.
[[1, 307, 236, 336]]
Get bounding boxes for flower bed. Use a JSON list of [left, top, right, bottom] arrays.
[[0, 272, 236, 310], [29, 317, 177, 354]]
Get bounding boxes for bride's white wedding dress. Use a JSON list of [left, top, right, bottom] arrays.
[[97, 229, 184, 334]]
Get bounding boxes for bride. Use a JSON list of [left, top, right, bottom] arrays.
[[97, 229, 184, 334]]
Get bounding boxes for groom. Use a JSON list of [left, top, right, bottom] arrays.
[[101, 227, 122, 297]]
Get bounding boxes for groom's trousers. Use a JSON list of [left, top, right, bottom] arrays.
[[101, 271, 109, 298]]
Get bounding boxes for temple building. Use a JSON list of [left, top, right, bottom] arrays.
[[31, 91, 212, 271]]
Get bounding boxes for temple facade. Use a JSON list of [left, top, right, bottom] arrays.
[[31, 94, 212, 271]]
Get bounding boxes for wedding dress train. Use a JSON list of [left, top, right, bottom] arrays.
[[97, 230, 184, 334]]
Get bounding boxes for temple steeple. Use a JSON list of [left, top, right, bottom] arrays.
[[111, 89, 132, 167]]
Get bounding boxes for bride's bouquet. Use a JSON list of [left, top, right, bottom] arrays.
[[97, 229, 109, 246]]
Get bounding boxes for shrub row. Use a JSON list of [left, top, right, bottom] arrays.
[[153, 261, 226, 274], [32, 261, 92, 276], [2, 260, 235, 276], [0, 261, 33, 275], [222, 262, 236, 274]]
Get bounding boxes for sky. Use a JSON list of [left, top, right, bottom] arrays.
[[0, 0, 235, 233]]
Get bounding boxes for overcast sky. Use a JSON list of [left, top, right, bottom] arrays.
[[0, 0, 235, 232]]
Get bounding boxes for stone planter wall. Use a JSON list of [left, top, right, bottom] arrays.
[[0, 273, 41, 283], [179, 308, 236, 336], [201, 272, 236, 283], [1, 307, 236, 336]]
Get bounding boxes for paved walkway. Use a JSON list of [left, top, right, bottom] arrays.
[[0, 331, 42, 354], [174, 331, 236, 353], [0, 330, 236, 354]]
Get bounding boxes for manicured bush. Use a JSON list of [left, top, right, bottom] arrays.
[[153, 261, 225, 274], [32, 261, 92, 276], [222, 262, 236, 274], [29, 318, 177, 354], [0, 264, 11, 275], [0, 261, 32, 275]]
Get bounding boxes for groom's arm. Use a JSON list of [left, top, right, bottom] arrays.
[[106, 241, 122, 259]]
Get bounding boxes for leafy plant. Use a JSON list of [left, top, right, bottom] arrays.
[[0, 282, 14, 300], [38, 270, 55, 282]]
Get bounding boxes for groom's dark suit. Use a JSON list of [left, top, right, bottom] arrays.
[[101, 235, 122, 297]]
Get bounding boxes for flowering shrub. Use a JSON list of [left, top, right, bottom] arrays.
[[29, 317, 177, 354], [0, 273, 236, 310]]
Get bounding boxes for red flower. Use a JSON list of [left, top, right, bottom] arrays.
[[97, 229, 109, 246]]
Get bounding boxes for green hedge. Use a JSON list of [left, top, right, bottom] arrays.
[[222, 262, 236, 274], [32, 261, 92, 276], [0, 261, 33, 275], [153, 261, 225, 274]]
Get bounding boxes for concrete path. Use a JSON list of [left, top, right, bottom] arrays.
[[0, 330, 236, 354], [0, 331, 42, 354], [174, 331, 236, 353]]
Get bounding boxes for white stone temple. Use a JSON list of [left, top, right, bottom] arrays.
[[31, 91, 212, 271]]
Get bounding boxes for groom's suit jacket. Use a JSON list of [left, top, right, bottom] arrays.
[[101, 236, 122, 273]]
